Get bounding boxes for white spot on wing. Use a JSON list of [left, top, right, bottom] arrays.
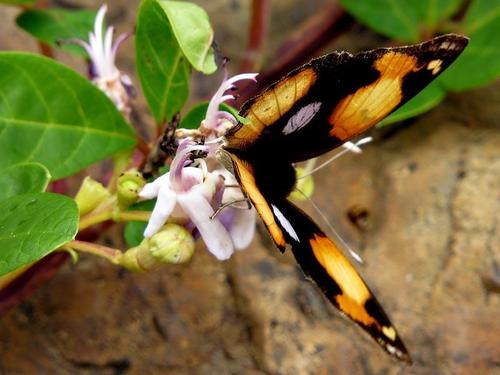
[[282, 102, 322, 135], [271, 204, 300, 242]]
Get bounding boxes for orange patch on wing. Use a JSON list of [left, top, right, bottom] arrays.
[[329, 52, 419, 140], [310, 234, 376, 326], [226, 68, 317, 149], [229, 154, 286, 249]]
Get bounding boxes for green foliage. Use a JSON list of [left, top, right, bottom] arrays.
[[0, 52, 136, 179], [0, 192, 78, 276], [124, 200, 156, 247], [0, 163, 51, 201], [180, 102, 243, 129], [342, 0, 500, 125], [136, 0, 191, 125], [16, 8, 97, 56], [339, 0, 463, 42], [180, 102, 210, 129], [0, 0, 35, 6], [340, 0, 421, 42], [414, 0, 464, 29], [157, 0, 217, 74], [439, 0, 500, 90]]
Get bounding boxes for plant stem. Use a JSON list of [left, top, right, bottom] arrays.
[[118, 211, 151, 222], [79, 208, 151, 230], [67, 240, 122, 263], [239, 0, 271, 72], [79, 211, 113, 230]]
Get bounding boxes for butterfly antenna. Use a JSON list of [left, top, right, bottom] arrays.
[[299, 137, 372, 179], [294, 188, 364, 265]]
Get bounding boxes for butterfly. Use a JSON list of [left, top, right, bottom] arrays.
[[216, 34, 468, 363]]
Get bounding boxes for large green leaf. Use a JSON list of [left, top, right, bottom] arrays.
[[414, 0, 464, 29], [0, 163, 51, 201], [440, 0, 500, 90], [379, 81, 446, 126], [340, 0, 463, 42], [0, 192, 78, 276], [0, 52, 136, 179], [16, 8, 97, 56], [158, 0, 217, 74], [339, 0, 421, 42], [136, 0, 191, 125]]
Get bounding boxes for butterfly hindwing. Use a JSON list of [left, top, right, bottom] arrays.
[[272, 199, 412, 363], [226, 151, 411, 362], [225, 34, 468, 162]]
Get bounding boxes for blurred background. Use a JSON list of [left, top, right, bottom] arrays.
[[0, 0, 498, 374]]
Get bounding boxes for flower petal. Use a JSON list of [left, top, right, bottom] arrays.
[[139, 172, 170, 199], [229, 207, 256, 250], [143, 186, 177, 238], [177, 190, 234, 260]]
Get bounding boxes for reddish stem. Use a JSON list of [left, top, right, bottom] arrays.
[[137, 136, 151, 156], [239, 0, 271, 73]]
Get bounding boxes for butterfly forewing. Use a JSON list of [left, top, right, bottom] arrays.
[[225, 34, 468, 162]]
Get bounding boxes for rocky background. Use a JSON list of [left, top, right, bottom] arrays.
[[0, 0, 499, 374]]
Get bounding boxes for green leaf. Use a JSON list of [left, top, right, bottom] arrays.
[[339, 0, 420, 42], [0, 0, 35, 6], [439, 0, 500, 90], [180, 102, 208, 129], [158, 0, 217, 74], [339, 0, 463, 42], [414, 0, 463, 29], [180, 102, 245, 129], [379, 81, 446, 126], [124, 199, 155, 247], [136, 0, 191, 125], [0, 163, 51, 201], [16, 8, 97, 56], [0, 52, 136, 179], [0, 192, 78, 276]]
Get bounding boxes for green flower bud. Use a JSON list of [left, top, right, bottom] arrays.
[[118, 224, 195, 272], [75, 176, 111, 215], [117, 169, 146, 209], [148, 224, 195, 264], [290, 167, 315, 201]]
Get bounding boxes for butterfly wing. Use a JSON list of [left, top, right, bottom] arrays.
[[224, 34, 468, 162], [220, 34, 468, 362], [225, 152, 411, 363]]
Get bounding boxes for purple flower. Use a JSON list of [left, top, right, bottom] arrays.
[[140, 140, 255, 260], [201, 70, 258, 139]]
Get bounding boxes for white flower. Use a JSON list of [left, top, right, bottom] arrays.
[[213, 168, 256, 250], [68, 4, 133, 115]]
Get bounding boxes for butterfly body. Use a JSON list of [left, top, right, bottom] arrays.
[[219, 34, 468, 363]]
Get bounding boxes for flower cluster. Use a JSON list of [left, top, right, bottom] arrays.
[[140, 73, 258, 260]]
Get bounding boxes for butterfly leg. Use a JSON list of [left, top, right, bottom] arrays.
[[210, 198, 252, 220]]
